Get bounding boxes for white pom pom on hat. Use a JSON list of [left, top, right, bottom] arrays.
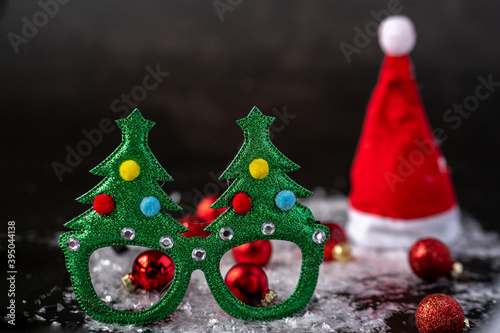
[[378, 16, 416, 56]]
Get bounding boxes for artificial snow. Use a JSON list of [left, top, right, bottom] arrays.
[[35, 191, 500, 331]]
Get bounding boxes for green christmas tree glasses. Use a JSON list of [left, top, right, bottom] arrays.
[[59, 107, 329, 324]]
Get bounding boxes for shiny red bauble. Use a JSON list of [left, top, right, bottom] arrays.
[[322, 222, 350, 262], [415, 294, 467, 333], [128, 250, 175, 292], [409, 238, 454, 281], [232, 240, 272, 266], [232, 192, 252, 215], [225, 263, 270, 305], [196, 195, 227, 222], [179, 215, 212, 238], [93, 194, 115, 215]]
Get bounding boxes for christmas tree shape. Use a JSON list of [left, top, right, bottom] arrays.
[[64, 109, 184, 232], [59, 109, 190, 324], [59, 107, 328, 324], [204, 106, 329, 320]]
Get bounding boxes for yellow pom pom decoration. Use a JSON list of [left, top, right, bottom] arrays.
[[119, 160, 140, 181], [249, 158, 269, 179]]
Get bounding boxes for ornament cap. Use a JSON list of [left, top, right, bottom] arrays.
[[463, 318, 471, 332], [121, 274, 136, 292], [450, 261, 464, 280], [333, 242, 352, 262], [261, 289, 278, 307]]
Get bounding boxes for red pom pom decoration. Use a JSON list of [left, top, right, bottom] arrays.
[[232, 240, 272, 267], [322, 222, 351, 262], [415, 294, 469, 333], [93, 194, 115, 215], [196, 195, 227, 222], [124, 250, 175, 292], [225, 262, 277, 306], [409, 238, 456, 281], [179, 215, 212, 238], [232, 192, 252, 215]]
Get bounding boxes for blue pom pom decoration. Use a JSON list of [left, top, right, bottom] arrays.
[[275, 190, 296, 211], [140, 196, 161, 217]]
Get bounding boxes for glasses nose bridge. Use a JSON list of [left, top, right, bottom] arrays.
[[177, 235, 219, 273]]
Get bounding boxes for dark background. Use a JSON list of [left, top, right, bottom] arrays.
[[2, 1, 500, 247]]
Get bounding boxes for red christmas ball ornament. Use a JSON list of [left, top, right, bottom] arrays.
[[415, 293, 469, 333], [225, 262, 277, 306], [409, 238, 462, 281], [196, 195, 227, 222], [322, 222, 351, 262], [232, 192, 252, 215], [122, 250, 175, 292], [93, 194, 115, 215], [232, 240, 272, 266], [179, 215, 212, 238]]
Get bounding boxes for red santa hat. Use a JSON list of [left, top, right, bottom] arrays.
[[346, 16, 461, 248]]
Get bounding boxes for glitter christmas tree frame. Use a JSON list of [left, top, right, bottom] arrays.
[[59, 107, 328, 324]]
